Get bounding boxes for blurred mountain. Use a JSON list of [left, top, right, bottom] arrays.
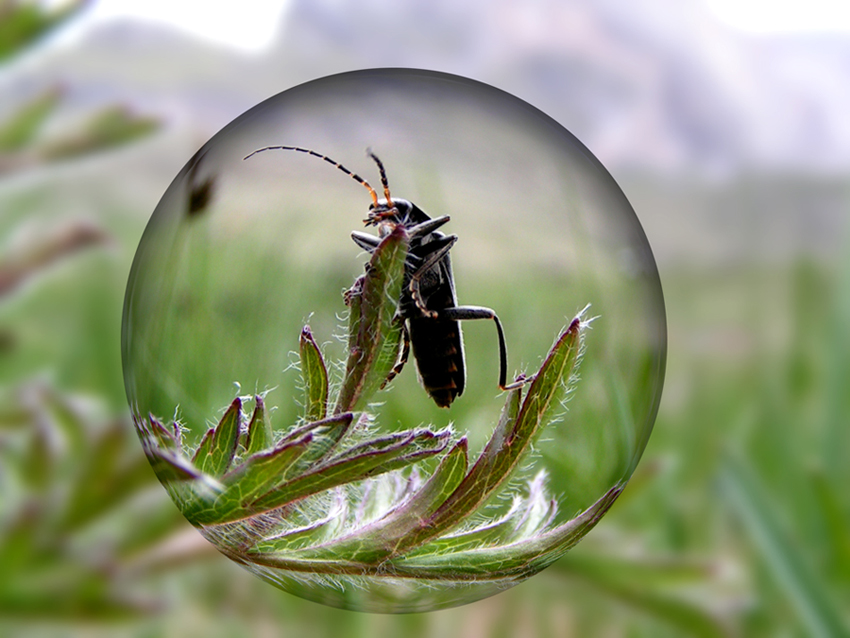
[[4, 0, 849, 177], [275, 0, 850, 175]]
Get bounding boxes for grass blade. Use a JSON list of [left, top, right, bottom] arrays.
[[720, 454, 849, 638]]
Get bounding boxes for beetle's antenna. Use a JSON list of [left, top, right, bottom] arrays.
[[366, 148, 394, 208], [244, 145, 379, 207]]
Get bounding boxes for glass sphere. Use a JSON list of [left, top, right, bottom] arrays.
[[122, 68, 665, 613]]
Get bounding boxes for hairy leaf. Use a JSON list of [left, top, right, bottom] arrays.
[[335, 225, 407, 413], [300, 325, 328, 421], [242, 395, 273, 456], [192, 398, 241, 478], [185, 433, 314, 526], [391, 318, 583, 552], [247, 428, 450, 519], [254, 437, 470, 564]]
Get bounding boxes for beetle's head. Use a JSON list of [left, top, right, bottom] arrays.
[[365, 198, 414, 236]]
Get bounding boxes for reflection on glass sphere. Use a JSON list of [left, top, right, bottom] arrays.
[[122, 68, 665, 612]]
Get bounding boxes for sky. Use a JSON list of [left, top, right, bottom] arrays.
[[59, 0, 293, 53], [55, 0, 850, 53], [704, 0, 850, 34]]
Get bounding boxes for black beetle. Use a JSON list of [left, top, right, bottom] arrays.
[[244, 146, 523, 407]]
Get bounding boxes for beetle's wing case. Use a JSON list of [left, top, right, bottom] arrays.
[[407, 250, 466, 408]]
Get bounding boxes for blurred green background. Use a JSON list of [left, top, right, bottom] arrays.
[[1, 0, 848, 636]]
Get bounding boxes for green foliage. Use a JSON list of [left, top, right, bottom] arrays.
[[0, 4, 187, 626], [0, 383, 191, 619], [0, 86, 61, 152], [0, 0, 90, 62], [38, 105, 159, 162], [5, 164, 849, 633], [720, 455, 849, 638], [138, 228, 614, 599], [0, 1, 160, 180], [553, 552, 730, 638]]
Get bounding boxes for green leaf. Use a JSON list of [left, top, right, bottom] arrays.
[[334, 225, 407, 413], [38, 385, 87, 464], [225, 434, 314, 491], [246, 427, 450, 521], [39, 105, 159, 161], [0, 0, 89, 63], [0, 87, 61, 152], [409, 498, 524, 555], [242, 395, 273, 456], [720, 454, 850, 638], [285, 412, 356, 471], [394, 319, 583, 551], [255, 491, 348, 550], [184, 433, 313, 526], [255, 437, 470, 564], [191, 428, 214, 465], [146, 447, 203, 483], [136, 415, 199, 483], [144, 414, 179, 452], [246, 481, 621, 579], [300, 325, 328, 422], [19, 418, 52, 490], [511, 317, 584, 454], [384, 483, 622, 580], [506, 470, 558, 542], [192, 398, 241, 478], [0, 504, 40, 581]]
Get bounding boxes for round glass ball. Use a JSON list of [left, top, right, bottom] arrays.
[[122, 68, 666, 612]]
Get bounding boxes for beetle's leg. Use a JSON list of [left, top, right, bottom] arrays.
[[406, 215, 450, 239], [351, 231, 380, 252], [380, 320, 411, 390], [439, 305, 530, 392], [409, 236, 457, 316], [352, 231, 422, 268], [343, 274, 365, 306], [359, 217, 450, 247]]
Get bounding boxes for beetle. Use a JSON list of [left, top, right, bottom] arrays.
[[244, 145, 524, 407]]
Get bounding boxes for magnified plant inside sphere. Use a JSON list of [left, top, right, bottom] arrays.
[[122, 69, 666, 612]]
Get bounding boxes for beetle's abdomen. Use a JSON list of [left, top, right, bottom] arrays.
[[409, 316, 465, 407]]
